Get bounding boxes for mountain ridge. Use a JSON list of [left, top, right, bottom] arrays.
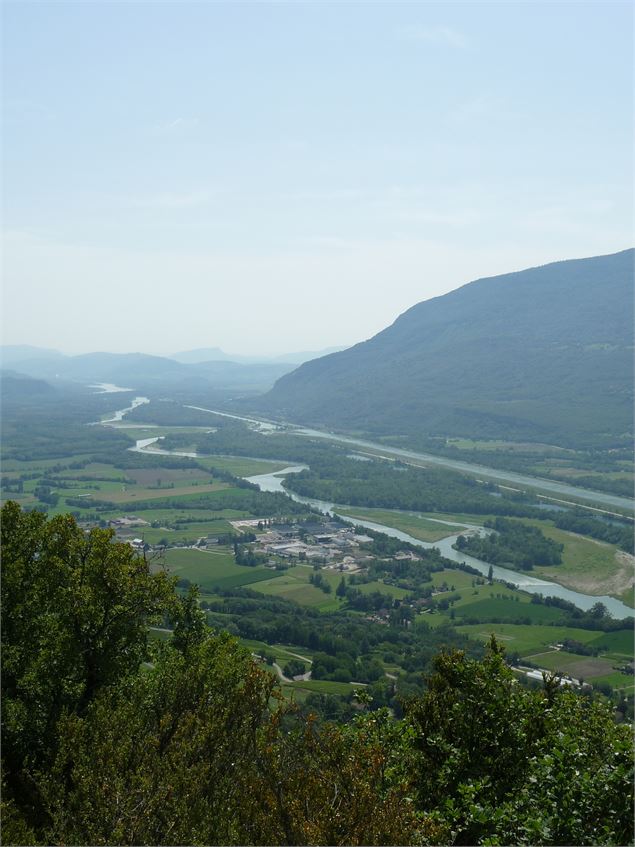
[[253, 249, 634, 449]]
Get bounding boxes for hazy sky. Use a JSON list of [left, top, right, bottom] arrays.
[[2, 1, 632, 356]]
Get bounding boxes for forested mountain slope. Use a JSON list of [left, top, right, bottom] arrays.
[[256, 249, 634, 448]]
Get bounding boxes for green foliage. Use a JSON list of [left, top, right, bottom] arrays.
[[0, 381, 135, 462], [126, 400, 230, 427], [75, 485, 312, 517], [398, 437, 634, 500], [283, 453, 545, 518], [247, 707, 431, 846], [40, 634, 278, 846], [553, 509, 634, 554], [2, 504, 632, 846], [1, 502, 176, 827], [456, 517, 563, 570], [282, 659, 305, 678], [404, 639, 634, 845]]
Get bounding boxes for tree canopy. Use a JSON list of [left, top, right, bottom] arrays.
[[2, 503, 633, 846]]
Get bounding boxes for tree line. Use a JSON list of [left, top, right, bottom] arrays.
[[455, 517, 563, 570]]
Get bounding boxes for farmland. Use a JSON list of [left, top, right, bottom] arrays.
[[335, 506, 465, 542], [526, 520, 634, 600], [457, 623, 634, 692], [2, 386, 632, 716], [160, 547, 278, 593], [251, 573, 343, 611]]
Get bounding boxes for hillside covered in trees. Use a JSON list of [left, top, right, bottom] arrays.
[[256, 249, 634, 449], [2, 502, 633, 846]]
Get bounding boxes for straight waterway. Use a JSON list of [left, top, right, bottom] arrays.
[[181, 406, 633, 513], [105, 397, 633, 619], [298, 428, 634, 513]]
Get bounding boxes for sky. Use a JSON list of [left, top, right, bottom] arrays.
[[2, 1, 633, 357]]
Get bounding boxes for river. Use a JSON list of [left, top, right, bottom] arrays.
[[99, 395, 150, 424], [112, 399, 633, 618], [91, 383, 134, 393], [244, 465, 634, 619], [174, 406, 633, 513], [129, 436, 199, 458]]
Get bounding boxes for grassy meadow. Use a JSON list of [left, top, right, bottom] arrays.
[[335, 506, 465, 541], [159, 547, 278, 593]]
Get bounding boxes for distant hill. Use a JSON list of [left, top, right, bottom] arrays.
[[4, 351, 293, 395], [0, 370, 56, 398], [266, 346, 348, 364], [6, 352, 193, 385], [170, 347, 230, 364], [1, 345, 65, 366], [255, 249, 634, 448], [170, 346, 347, 365], [190, 359, 294, 385]]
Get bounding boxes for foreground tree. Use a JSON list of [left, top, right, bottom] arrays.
[[405, 638, 634, 845], [1, 502, 175, 832], [2, 504, 633, 845]]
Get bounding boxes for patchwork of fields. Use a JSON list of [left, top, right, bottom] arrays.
[[157, 548, 634, 697], [3, 401, 633, 707], [457, 623, 634, 690]]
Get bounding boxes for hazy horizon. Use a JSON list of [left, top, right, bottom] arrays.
[[3, 2, 632, 355], [0, 340, 349, 360], [2, 245, 633, 360]]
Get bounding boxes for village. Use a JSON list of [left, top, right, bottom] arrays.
[[230, 518, 378, 572]]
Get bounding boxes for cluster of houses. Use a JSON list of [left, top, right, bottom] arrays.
[[108, 515, 149, 529], [232, 519, 376, 573], [105, 515, 150, 550]]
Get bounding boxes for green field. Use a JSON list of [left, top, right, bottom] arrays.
[[456, 622, 634, 660], [138, 521, 236, 544], [288, 678, 361, 696], [521, 649, 634, 691], [542, 467, 633, 482], [244, 564, 409, 610], [526, 649, 613, 676], [590, 629, 635, 657], [159, 547, 277, 592], [251, 572, 343, 611], [453, 595, 566, 623], [336, 507, 465, 541], [424, 569, 567, 624], [107, 507, 251, 523], [447, 438, 571, 453], [505, 519, 632, 602], [354, 580, 409, 599], [92, 486, 265, 511], [125, 467, 212, 485], [94, 480, 230, 503], [58, 462, 130, 479], [1, 454, 94, 472]]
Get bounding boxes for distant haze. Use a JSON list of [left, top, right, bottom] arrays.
[[2, 2, 632, 355]]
